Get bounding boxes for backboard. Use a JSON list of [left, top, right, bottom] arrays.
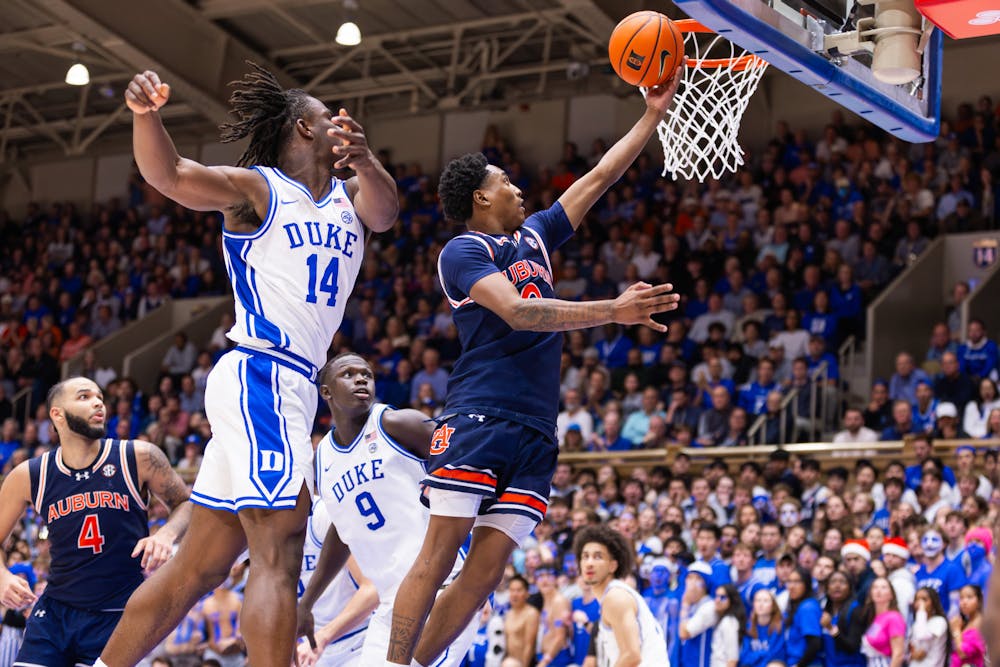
[[672, 0, 943, 142]]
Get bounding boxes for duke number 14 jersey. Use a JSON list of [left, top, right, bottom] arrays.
[[224, 167, 364, 374]]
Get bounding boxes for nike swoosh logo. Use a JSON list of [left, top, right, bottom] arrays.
[[658, 49, 672, 80], [281, 199, 298, 205]]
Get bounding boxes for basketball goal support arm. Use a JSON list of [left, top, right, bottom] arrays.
[[673, 0, 941, 142]]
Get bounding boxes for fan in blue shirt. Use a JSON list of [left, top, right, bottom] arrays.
[[784, 566, 823, 667], [914, 528, 967, 616], [739, 359, 780, 416], [957, 319, 1000, 380], [741, 588, 787, 667]]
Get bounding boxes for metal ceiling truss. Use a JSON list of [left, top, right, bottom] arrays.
[[283, 8, 610, 116], [0, 0, 625, 163]]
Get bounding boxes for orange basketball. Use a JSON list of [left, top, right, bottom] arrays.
[[609, 11, 684, 87]]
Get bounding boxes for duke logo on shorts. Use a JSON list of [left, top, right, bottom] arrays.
[[192, 167, 364, 512]]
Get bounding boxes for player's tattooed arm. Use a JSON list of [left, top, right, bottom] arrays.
[[381, 408, 436, 459], [135, 440, 192, 544], [470, 272, 680, 333], [387, 613, 421, 664]]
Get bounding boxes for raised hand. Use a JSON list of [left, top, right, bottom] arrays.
[[328, 109, 375, 171], [612, 282, 681, 332], [644, 57, 687, 115], [125, 71, 170, 115]]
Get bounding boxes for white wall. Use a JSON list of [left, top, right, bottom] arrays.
[[200, 140, 246, 166], [31, 158, 94, 211], [1, 170, 32, 217], [94, 154, 133, 204], [366, 114, 440, 170]]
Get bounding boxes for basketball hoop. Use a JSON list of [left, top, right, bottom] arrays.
[[644, 20, 768, 182]]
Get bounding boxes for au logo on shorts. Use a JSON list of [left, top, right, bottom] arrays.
[[430, 424, 455, 455]]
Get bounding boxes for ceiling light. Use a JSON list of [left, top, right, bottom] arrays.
[[336, 21, 361, 46], [336, 0, 361, 46], [66, 42, 89, 86], [66, 63, 89, 86]]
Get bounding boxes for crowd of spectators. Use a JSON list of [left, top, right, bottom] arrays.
[[1, 93, 1000, 666]]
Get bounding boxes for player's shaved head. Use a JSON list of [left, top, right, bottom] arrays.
[[47, 376, 101, 411], [319, 352, 369, 387]]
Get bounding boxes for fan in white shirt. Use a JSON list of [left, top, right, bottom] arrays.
[[833, 408, 880, 444]]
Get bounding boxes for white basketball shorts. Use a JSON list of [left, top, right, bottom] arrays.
[[191, 347, 317, 512], [359, 599, 478, 667], [315, 625, 366, 667]]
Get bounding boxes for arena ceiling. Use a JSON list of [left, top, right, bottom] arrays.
[[0, 0, 664, 164]]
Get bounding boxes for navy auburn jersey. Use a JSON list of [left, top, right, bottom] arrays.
[[437, 202, 573, 432], [28, 439, 149, 611]]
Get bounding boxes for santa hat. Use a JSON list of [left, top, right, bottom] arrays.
[[881, 536, 910, 560], [841, 539, 871, 562], [966, 526, 994, 554]]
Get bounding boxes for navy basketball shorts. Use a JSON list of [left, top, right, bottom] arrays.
[[14, 595, 122, 667], [421, 412, 557, 526]]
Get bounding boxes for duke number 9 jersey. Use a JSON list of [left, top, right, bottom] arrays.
[[223, 167, 364, 372], [314, 404, 462, 599]]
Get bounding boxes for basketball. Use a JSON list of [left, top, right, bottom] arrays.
[[608, 11, 684, 87]]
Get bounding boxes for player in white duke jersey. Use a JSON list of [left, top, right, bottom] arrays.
[[297, 354, 478, 667], [96, 65, 398, 667], [574, 525, 669, 667], [296, 498, 377, 667]]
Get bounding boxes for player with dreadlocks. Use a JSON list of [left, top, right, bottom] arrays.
[[93, 65, 398, 667]]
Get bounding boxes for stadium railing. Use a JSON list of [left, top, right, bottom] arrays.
[[558, 437, 1000, 474]]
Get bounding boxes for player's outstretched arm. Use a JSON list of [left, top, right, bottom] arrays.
[[126, 70, 267, 214], [556, 61, 684, 230], [381, 407, 436, 459], [0, 462, 36, 609], [332, 110, 399, 233], [601, 589, 642, 667], [133, 440, 193, 573], [470, 273, 680, 333], [297, 523, 352, 649], [306, 557, 379, 666]]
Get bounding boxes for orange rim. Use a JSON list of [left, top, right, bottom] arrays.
[[673, 18, 768, 71]]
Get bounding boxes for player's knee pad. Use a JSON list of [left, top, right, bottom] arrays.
[[427, 488, 481, 518], [474, 513, 538, 548]]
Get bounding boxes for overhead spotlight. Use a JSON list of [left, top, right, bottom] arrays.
[[66, 42, 89, 86], [336, 0, 362, 46]]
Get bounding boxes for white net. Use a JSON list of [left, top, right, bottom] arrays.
[[645, 28, 769, 182]]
